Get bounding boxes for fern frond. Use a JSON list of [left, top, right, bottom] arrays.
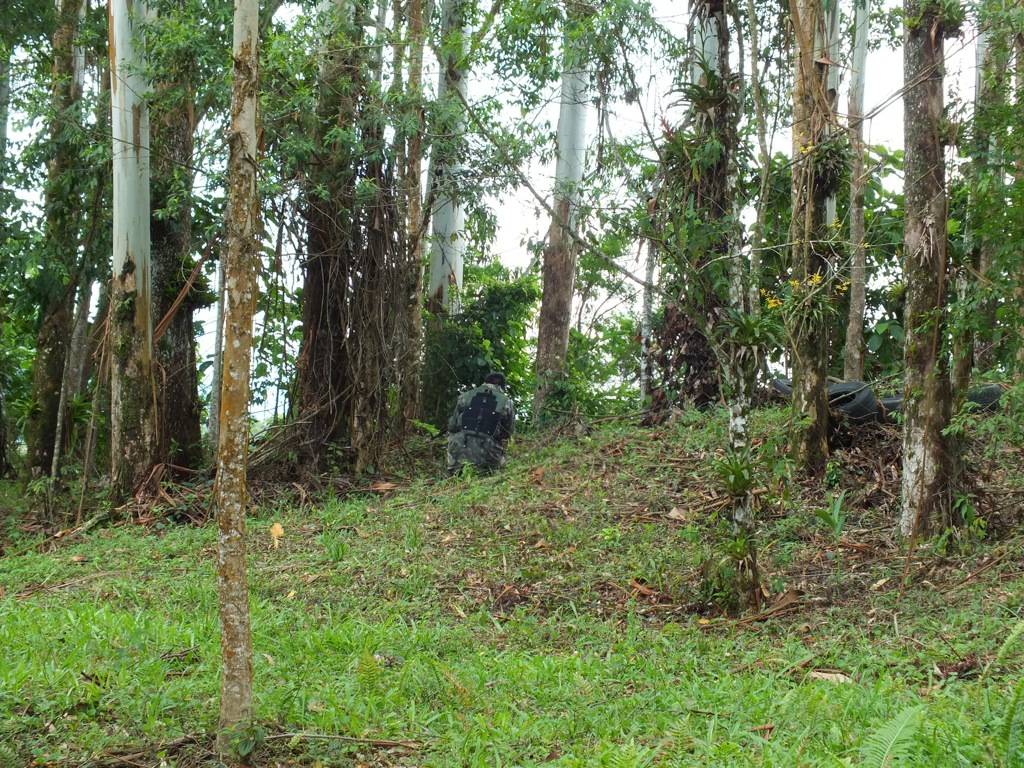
[[1000, 678, 1024, 768], [859, 705, 925, 768], [989, 621, 1024, 677]]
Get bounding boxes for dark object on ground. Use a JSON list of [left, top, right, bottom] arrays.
[[771, 378, 1005, 422], [770, 379, 884, 423]]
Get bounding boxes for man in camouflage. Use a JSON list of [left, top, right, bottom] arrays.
[[447, 372, 515, 475]]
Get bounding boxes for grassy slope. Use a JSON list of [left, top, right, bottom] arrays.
[[1, 409, 1023, 767]]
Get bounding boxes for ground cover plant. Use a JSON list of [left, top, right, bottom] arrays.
[[2, 410, 1023, 767]]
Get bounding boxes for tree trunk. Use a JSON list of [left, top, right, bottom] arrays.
[[0, 48, 10, 165], [209, 254, 225, 449], [50, 280, 93, 479], [152, 70, 203, 469], [899, 0, 954, 538], [1016, 35, 1024, 382], [26, 0, 85, 476], [788, 0, 836, 475], [109, 0, 157, 504], [214, 0, 259, 749], [843, 0, 870, 381], [639, 237, 655, 405], [399, 0, 425, 424], [426, 0, 468, 313], [533, 18, 588, 420], [970, 24, 1006, 373]]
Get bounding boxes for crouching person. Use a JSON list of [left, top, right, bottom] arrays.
[[447, 372, 515, 475]]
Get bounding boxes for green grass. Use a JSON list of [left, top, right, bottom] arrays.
[[1, 410, 1023, 766]]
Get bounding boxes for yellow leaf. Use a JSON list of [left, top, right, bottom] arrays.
[[269, 522, 284, 549]]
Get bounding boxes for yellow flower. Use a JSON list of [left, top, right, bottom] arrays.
[[766, 297, 782, 310], [788, 278, 801, 289], [808, 272, 823, 286]]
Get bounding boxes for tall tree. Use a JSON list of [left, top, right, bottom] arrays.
[[150, 7, 204, 469], [1016, 34, 1024, 382], [109, 0, 156, 503], [425, 0, 468, 313], [398, 0, 426, 424], [26, 0, 85, 476], [533, 12, 589, 420], [969, 15, 1007, 374], [899, 0, 955, 537], [214, 0, 259, 747], [843, 0, 870, 381], [788, 0, 839, 474]]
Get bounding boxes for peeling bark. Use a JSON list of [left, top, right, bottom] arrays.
[[109, 0, 157, 504], [214, 0, 259, 749], [899, 0, 955, 538]]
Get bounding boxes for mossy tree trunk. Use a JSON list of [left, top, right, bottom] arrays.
[[109, 0, 157, 504], [899, 0, 955, 538], [214, 0, 259, 749]]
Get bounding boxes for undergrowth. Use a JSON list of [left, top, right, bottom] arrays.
[[1, 408, 1023, 766]]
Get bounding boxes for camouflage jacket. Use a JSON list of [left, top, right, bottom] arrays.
[[447, 383, 515, 443]]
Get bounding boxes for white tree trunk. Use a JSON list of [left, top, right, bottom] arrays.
[[843, 0, 870, 380], [426, 0, 468, 312], [215, 0, 259, 750], [109, 0, 156, 503], [533, 20, 588, 418]]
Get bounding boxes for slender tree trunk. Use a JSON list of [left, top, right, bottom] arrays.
[[788, 0, 836, 475], [27, 0, 85, 476], [745, 0, 771, 315], [109, 0, 156, 504], [0, 48, 10, 166], [639, 237, 655, 405], [0, 49, 8, 475], [50, 280, 92, 479], [1016, 35, 1024, 382], [971, 24, 1006, 373], [533, 17, 588, 420], [426, 0, 468, 312], [843, 0, 870, 381], [399, 0, 425, 424], [152, 69, 203, 469], [214, 0, 259, 749], [209, 254, 225, 449], [899, 0, 954, 538]]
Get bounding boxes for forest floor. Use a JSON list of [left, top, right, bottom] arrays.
[[2, 408, 1024, 767]]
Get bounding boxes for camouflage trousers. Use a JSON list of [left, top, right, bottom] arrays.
[[446, 431, 506, 475]]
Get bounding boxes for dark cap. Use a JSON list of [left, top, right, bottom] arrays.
[[484, 371, 506, 387]]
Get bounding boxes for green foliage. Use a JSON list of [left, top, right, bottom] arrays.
[[859, 705, 925, 767], [815, 491, 846, 541], [421, 265, 539, 428], [2, 414, 1024, 764], [1001, 678, 1024, 767]]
